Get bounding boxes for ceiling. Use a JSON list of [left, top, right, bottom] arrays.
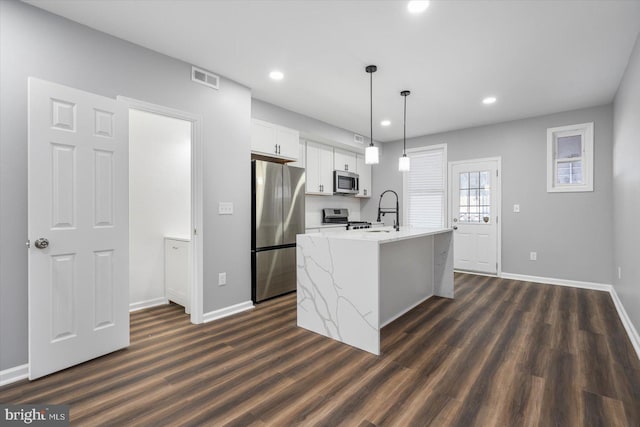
[[25, 0, 640, 142]]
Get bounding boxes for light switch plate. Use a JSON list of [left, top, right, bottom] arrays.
[[513, 204, 520, 213], [219, 202, 233, 215]]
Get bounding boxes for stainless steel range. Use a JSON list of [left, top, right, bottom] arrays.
[[322, 208, 372, 230]]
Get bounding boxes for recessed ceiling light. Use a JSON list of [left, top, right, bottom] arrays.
[[381, 120, 391, 127], [269, 70, 284, 81], [407, 1, 430, 14], [482, 96, 497, 105]]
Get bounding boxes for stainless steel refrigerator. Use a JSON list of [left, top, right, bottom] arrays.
[[251, 160, 305, 303]]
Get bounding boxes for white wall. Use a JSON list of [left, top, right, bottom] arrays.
[[129, 110, 191, 305], [613, 33, 640, 332]]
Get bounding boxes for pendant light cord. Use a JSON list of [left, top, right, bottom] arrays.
[[403, 95, 407, 155], [370, 71, 373, 147]]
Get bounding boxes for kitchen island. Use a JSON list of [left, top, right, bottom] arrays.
[[296, 227, 454, 355]]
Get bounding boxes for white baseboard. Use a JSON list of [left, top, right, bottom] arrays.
[[501, 271, 639, 360], [609, 287, 640, 360], [0, 364, 29, 387], [203, 301, 254, 323], [500, 272, 612, 292], [129, 297, 168, 312]]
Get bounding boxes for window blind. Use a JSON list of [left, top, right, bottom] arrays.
[[405, 147, 445, 228]]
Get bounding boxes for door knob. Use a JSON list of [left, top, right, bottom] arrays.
[[34, 238, 49, 249], [452, 226, 458, 230]]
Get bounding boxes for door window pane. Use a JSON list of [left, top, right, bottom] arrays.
[[469, 172, 479, 187], [459, 170, 491, 223], [459, 173, 469, 189], [480, 171, 490, 188]]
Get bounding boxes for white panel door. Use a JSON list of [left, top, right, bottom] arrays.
[[28, 78, 129, 380], [450, 159, 500, 274]]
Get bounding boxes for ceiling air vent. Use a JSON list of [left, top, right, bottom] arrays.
[[353, 134, 364, 145], [191, 66, 219, 90]]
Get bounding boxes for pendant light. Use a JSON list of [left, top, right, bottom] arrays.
[[398, 90, 411, 172], [365, 65, 379, 165]]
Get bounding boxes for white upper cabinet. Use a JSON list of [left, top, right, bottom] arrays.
[[251, 119, 300, 161], [288, 140, 306, 168], [356, 154, 372, 198], [305, 141, 334, 195], [334, 148, 357, 172]]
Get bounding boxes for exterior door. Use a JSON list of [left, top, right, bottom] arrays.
[[450, 158, 500, 274], [28, 78, 129, 379]]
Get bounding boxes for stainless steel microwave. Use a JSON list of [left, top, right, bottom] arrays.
[[333, 170, 359, 195]]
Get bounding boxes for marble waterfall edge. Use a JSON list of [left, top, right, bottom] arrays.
[[296, 234, 380, 354]]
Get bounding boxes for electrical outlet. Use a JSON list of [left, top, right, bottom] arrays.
[[218, 202, 233, 215], [218, 272, 227, 286], [618, 266, 622, 280], [529, 251, 537, 261], [513, 204, 520, 213]]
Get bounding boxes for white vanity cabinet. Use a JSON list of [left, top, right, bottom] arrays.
[[251, 119, 300, 161], [164, 237, 191, 314], [305, 140, 334, 195], [334, 148, 357, 173], [356, 154, 372, 198]]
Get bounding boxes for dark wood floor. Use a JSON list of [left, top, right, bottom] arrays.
[[2, 273, 639, 426]]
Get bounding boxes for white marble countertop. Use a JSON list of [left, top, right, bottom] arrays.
[[305, 226, 452, 244]]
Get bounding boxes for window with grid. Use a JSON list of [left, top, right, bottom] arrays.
[[547, 122, 593, 192], [403, 144, 447, 228], [458, 171, 491, 223]]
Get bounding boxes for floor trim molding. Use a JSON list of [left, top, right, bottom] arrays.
[[500, 272, 612, 292], [203, 301, 254, 323], [609, 286, 640, 360], [129, 297, 168, 312], [502, 271, 639, 360], [0, 364, 28, 387]]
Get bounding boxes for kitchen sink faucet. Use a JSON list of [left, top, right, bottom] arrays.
[[376, 190, 400, 231]]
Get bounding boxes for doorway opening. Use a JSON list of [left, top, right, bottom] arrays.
[[129, 109, 191, 317], [121, 97, 204, 324]]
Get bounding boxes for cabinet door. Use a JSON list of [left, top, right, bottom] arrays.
[[334, 148, 357, 172], [251, 119, 299, 161], [305, 141, 322, 194], [288, 140, 306, 168], [306, 141, 333, 195], [251, 119, 277, 156], [318, 145, 334, 194], [165, 238, 191, 313], [356, 154, 372, 198], [277, 127, 300, 160]]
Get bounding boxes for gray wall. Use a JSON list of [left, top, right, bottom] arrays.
[[362, 105, 614, 284], [252, 98, 370, 151], [613, 33, 640, 332], [0, 0, 251, 370]]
